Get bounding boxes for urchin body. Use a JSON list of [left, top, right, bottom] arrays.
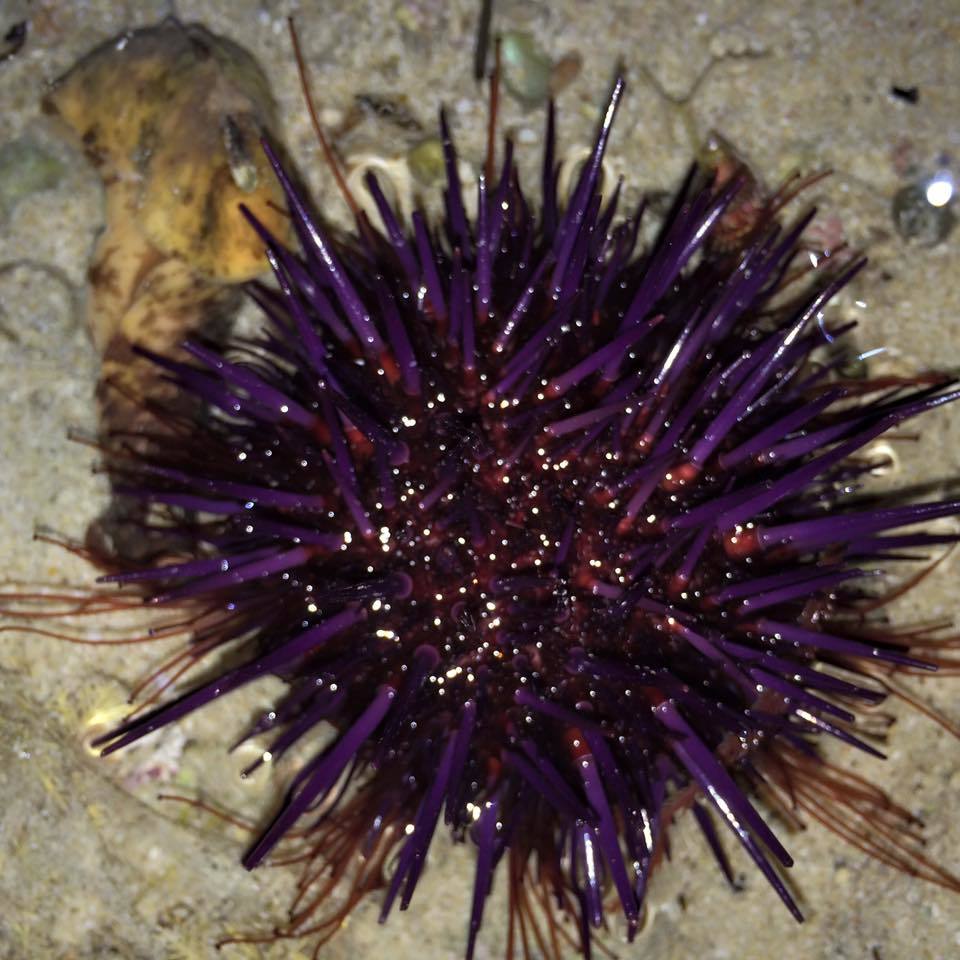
[[91, 77, 960, 957]]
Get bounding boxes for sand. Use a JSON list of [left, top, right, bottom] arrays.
[[0, 1, 958, 958]]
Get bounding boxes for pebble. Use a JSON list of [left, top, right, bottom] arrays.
[[891, 181, 956, 246]]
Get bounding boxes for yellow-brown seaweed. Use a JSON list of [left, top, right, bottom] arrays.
[[44, 18, 289, 557]]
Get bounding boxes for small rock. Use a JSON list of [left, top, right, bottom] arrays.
[[891, 182, 956, 246], [500, 31, 554, 108]]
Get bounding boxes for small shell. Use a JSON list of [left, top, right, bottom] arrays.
[[347, 150, 476, 230], [556, 145, 617, 207]]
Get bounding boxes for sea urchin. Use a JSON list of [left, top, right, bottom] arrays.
[[82, 69, 960, 958]]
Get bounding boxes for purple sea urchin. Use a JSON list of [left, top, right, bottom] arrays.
[[66, 62, 960, 960]]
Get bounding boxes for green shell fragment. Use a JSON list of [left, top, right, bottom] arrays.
[[500, 31, 554, 108]]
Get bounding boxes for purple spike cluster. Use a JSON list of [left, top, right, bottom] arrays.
[[91, 78, 960, 957]]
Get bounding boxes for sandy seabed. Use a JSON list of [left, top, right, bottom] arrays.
[[0, 1, 958, 958]]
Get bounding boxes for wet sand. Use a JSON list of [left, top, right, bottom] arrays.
[[0, 2, 958, 957]]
